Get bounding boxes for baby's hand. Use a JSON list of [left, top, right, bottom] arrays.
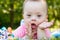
[[39, 20, 54, 29]]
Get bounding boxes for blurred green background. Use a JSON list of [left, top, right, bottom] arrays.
[[0, 0, 60, 29]]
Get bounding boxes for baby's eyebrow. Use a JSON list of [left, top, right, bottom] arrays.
[[36, 12, 40, 13], [27, 12, 32, 13], [36, 12, 41, 14], [27, 13, 31, 14]]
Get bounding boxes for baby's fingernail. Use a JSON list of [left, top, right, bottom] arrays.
[[51, 20, 54, 23], [52, 19, 55, 22]]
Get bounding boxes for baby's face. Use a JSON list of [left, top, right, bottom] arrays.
[[23, 1, 47, 27]]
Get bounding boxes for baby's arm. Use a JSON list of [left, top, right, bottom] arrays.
[[13, 24, 27, 38], [39, 20, 54, 38]]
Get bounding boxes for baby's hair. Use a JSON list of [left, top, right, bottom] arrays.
[[25, 0, 46, 1], [24, 0, 46, 3], [24, 0, 47, 7], [25, 0, 40, 1]]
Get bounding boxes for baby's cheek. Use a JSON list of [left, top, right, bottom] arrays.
[[37, 19, 43, 24], [39, 18, 45, 22]]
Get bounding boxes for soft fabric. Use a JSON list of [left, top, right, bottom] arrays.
[[44, 28, 51, 38], [13, 24, 27, 38]]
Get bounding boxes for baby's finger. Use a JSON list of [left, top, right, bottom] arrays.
[[49, 20, 54, 25]]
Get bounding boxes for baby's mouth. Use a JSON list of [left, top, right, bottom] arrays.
[[31, 23, 38, 39], [31, 23, 37, 29]]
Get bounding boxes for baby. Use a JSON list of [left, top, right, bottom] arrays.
[[13, 0, 54, 40]]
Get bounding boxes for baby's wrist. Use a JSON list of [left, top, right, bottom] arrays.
[[39, 27, 49, 30]]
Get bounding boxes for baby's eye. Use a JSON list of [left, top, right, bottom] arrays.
[[27, 14, 31, 17], [37, 15, 41, 17]]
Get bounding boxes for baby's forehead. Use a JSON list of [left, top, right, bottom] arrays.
[[25, 2, 43, 9], [24, 1, 47, 13]]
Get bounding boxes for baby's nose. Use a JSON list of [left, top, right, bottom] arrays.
[[32, 19, 36, 21], [31, 17, 36, 21]]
